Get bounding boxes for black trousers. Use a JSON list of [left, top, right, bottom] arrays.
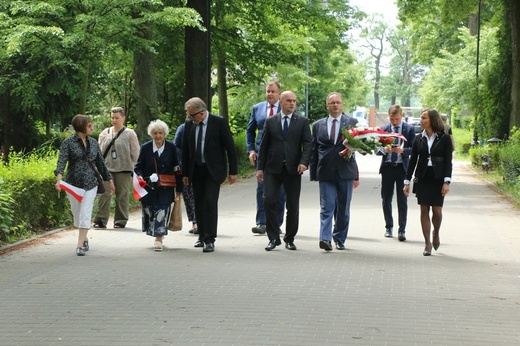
[[264, 166, 301, 243], [380, 163, 407, 232], [192, 164, 221, 243]]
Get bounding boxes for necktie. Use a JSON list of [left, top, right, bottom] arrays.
[[283, 116, 289, 137], [391, 126, 398, 163], [330, 119, 337, 143], [269, 105, 274, 117], [196, 122, 204, 165]]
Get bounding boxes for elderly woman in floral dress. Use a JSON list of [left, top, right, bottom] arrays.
[[134, 120, 183, 251]]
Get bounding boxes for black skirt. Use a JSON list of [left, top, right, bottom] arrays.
[[415, 166, 445, 207]]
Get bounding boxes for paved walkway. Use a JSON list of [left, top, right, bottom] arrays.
[[0, 155, 519, 345]]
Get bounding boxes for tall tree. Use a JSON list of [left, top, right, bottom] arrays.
[[185, 0, 210, 106], [359, 15, 388, 110]]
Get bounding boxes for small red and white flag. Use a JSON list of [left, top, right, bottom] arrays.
[[133, 174, 148, 200], [59, 181, 85, 203]]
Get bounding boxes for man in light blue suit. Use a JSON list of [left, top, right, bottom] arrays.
[[310, 92, 359, 251], [246, 81, 285, 235]]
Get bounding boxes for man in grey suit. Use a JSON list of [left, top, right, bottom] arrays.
[[378, 105, 416, 241], [246, 81, 286, 235], [182, 97, 238, 253], [310, 92, 359, 251], [257, 91, 312, 251]]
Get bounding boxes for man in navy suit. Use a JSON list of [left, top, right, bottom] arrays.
[[257, 91, 312, 251], [378, 105, 416, 241], [310, 92, 359, 251], [246, 81, 285, 235], [182, 97, 238, 253]]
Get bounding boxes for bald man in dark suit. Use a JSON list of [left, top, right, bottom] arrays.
[[256, 91, 312, 251]]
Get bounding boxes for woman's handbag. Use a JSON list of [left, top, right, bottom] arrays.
[[157, 174, 176, 188], [154, 157, 176, 188], [168, 195, 183, 231], [95, 173, 106, 194]]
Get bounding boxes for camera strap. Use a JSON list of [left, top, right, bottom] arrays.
[[103, 127, 126, 159]]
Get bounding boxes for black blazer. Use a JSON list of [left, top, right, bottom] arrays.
[[134, 140, 183, 206], [257, 112, 313, 175], [182, 113, 238, 184], [309, 114, 358, 181], [378, 121, 417, 174], [405, 132, 453, 181]]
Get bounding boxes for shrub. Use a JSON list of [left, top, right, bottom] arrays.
[[498, 142, 520, 184], [0, 148, 71, 245]]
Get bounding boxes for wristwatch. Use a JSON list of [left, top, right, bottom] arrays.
[[444, 181, 451, 185]]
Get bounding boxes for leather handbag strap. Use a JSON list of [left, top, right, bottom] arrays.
[[79, 138, 101, 177]]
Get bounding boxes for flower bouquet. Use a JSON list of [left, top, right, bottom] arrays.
[[339, 127, 407, 160]]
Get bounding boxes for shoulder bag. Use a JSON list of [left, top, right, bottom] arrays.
[[154, 157, 176, 188]]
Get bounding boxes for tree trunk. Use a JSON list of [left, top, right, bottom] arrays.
[[185, 0, 211, 107], [509, 0, 520, 129], [374, 55, 381, 110], [79, 61, 89, 114], [133, 22, 158, 142], [216, 52, 229, 119]]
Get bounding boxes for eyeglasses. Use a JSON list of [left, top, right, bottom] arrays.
[[327, 101, 343, 105], [187, 110, 203, 118]]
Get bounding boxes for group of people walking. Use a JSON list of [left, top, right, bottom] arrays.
[[55, 82, 453, 258]]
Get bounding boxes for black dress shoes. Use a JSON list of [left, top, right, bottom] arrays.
[[398, 231, 406, 241], [194, 240, 204, 248], [319, 240, 333, 251], [265, 238, 281, 251], [384, 228, 393, 238], [203, 242, 214, 252], [252, 224, 266, 234], [285, 242, 297, 250], [335, 242, 345, 250]]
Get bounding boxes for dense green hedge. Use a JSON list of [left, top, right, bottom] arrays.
[[0, 133, 253, 246], [0, 149, 71, 245]]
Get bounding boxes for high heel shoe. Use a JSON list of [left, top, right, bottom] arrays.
[[433, 242, 440, 251], [423, 244, 432, 256]]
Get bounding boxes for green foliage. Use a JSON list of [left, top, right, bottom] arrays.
[[498, 142, 520, 184], [0, 147, 71, 244], [452, 127, 473, 155], [233, 131, 255, 177]]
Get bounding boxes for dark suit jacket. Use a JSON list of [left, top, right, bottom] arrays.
[[182, 113, 238, 184], [309, 114, 359, 181], [134, 140, 183, 206], [405, 132, 453, 181], [257, 112, 312, 175], [246, 101, 281, 153], [378, 121, 416, 174]]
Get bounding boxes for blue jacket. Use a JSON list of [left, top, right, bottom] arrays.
[[378, 121, 416, 174], [246, 101, 281, 154], [309, 114, 359, 182]]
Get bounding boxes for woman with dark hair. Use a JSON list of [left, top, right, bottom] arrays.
[[134, 120, 183, 251], [55, 114, 115, 256], [404, 109, 453, 256]]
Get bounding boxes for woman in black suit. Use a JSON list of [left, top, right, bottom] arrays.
[[404, 109, 453, 256], [134, 120, 183, 251]]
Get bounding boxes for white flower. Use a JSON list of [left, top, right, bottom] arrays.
[[149, 173, 159, 182]]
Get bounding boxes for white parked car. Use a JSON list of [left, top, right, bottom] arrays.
[[352, 107, 368, 127]]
